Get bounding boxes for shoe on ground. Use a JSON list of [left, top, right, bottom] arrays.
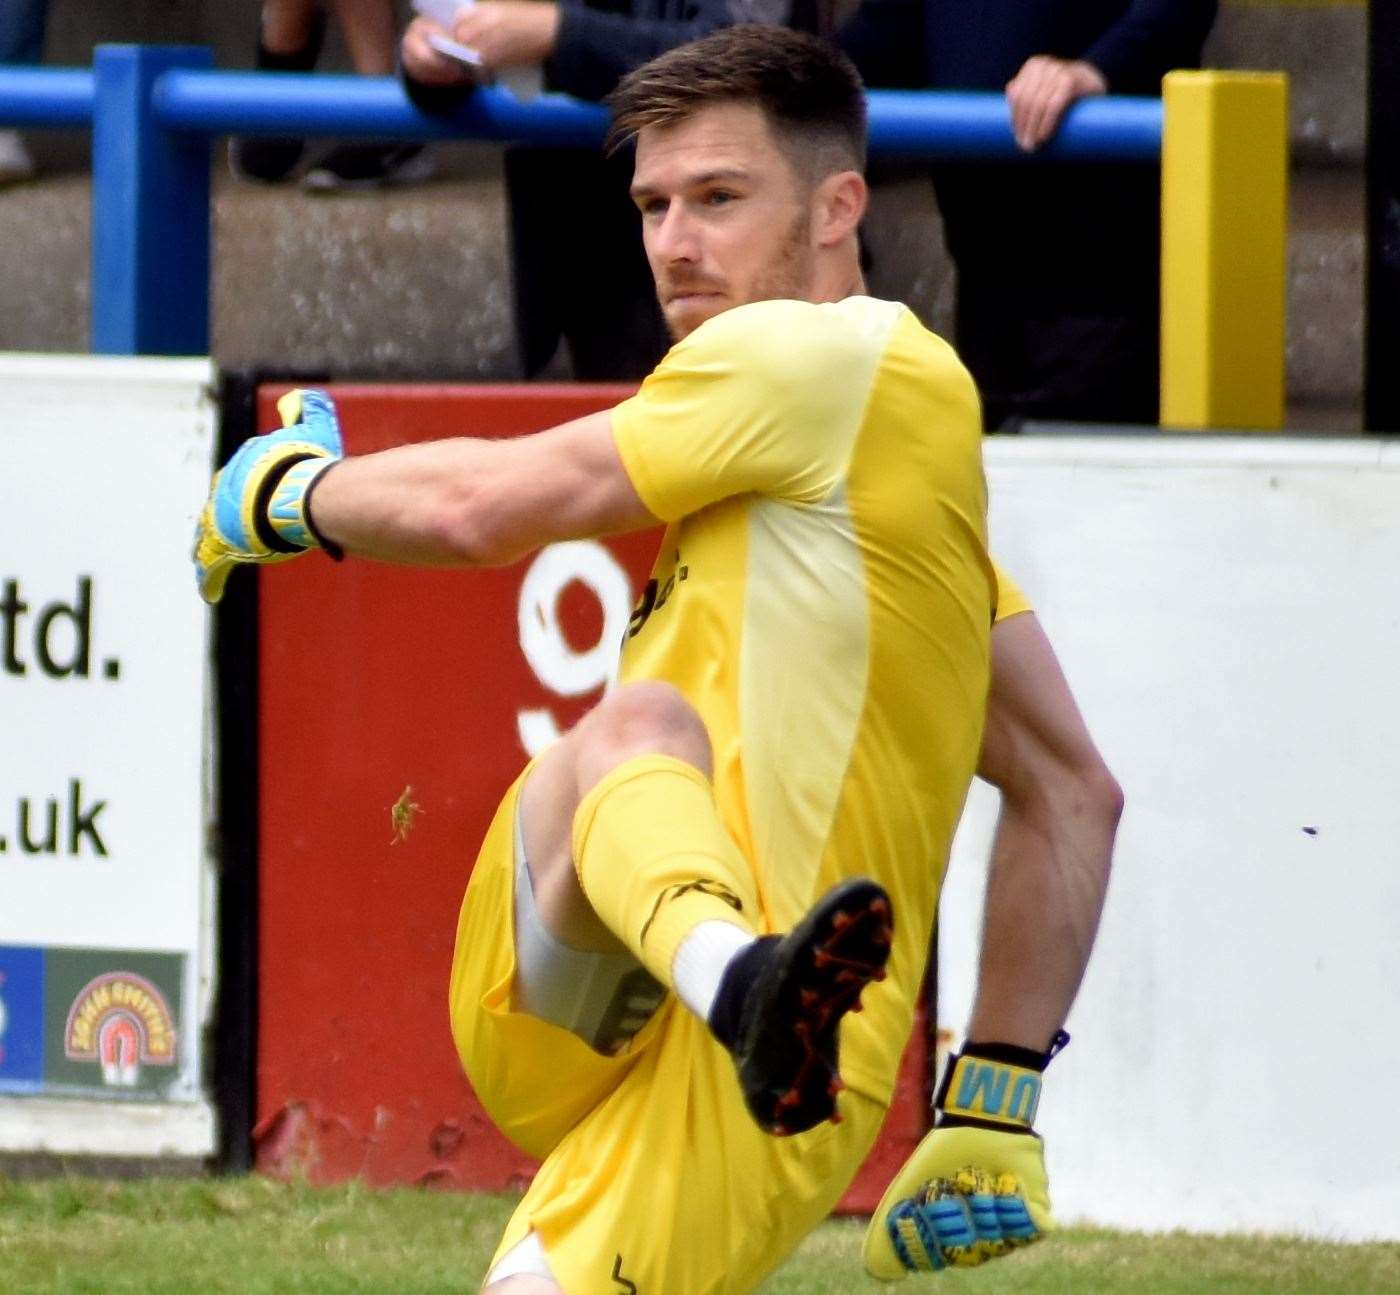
[[302, 142, 436, 193], [0, 131, 36, 186], [727, 877, 894, 1136], [229, 135, 307, 184]]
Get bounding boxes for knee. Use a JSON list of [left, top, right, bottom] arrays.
[[574, 681, 713, 788]]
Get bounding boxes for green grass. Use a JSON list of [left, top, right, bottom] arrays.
[[0, 1176, 1396, 1294]]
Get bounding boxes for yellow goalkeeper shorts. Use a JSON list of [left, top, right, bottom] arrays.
[[449, 768, 887, 1294]]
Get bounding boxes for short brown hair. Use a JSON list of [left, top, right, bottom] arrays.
[[605, 25, 867, 179]]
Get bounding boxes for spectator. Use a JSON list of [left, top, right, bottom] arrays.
[[0, 0, 47, 185], [839, 0, 1217, 427], [232, 0, 434, 191], [402, 1, 803, 380]]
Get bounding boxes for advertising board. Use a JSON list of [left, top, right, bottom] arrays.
[[0, 355, 218, 1156]]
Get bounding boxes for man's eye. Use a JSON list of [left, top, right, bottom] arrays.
[[640, 198, 668, 217], [706, 190, 736, 206]]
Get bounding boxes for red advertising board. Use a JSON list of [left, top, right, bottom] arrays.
[[255, 384, 930, 1210]]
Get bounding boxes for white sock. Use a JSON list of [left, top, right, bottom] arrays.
[[671, 920, 756, 1023], [486, 1230, 554, 1285]]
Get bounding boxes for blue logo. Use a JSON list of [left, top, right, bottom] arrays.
[[0, 946, 45, 1090], [954, 1060, 1040, 1124]]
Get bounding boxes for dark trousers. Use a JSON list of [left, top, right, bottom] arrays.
[[954, 283, 1160, 428], [0, 0, 46, 64], [933, 160, 1162, 427], [505, 147, 671, 382]]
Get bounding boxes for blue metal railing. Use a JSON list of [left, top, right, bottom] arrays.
[[148, 67, 1163, 161], [154, 69, 613, 149], [0, 44, 1164, 358], [0, 66, 94, 126], [869, 91, 1160, 161]]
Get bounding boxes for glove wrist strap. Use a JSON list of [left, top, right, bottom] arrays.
[[298, 458, 345, 560], [934, 1031, 1068, 1134], [263, 457, 343, 559]]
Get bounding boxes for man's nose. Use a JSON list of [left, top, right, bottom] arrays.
[[653, 203, 699, 262]]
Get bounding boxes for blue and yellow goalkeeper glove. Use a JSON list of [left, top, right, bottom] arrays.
[[863, 1033, 1068, 1278], [193, 388, 344, 604]]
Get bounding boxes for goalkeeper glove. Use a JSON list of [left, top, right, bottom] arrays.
[[193, 388, 344, 604], [862, 1032, 1068, 1279]]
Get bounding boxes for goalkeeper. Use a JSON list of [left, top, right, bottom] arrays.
[[196, 26, 1119, 1292]]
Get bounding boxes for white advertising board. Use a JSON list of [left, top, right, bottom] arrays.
[[942, 435, 1400, 1240], [0, 355, 217, 1156]]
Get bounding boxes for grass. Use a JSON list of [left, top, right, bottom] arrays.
[[773, 1219, 1400, 1294], [0, 1176, 1397, 1294]]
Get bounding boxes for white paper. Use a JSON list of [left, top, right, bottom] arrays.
[[426, 31, 484, 67]]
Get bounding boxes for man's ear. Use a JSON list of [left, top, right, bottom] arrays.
[[813, 170, 868, 248]]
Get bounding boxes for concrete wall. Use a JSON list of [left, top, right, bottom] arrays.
[[0, 355, 220, 1158], [0, 1, 1370, 418]]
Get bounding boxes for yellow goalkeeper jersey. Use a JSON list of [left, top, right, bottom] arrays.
[[610, 295, 994, 1106]]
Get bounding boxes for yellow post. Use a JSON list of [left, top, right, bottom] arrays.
[[1160, 71, 1289, 430]]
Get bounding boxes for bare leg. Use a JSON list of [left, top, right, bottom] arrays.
[[259, 0, 321, 53], [327, 0, 398, 74], [517, 680, 715, 951], [968, 612, 1123, 1049]]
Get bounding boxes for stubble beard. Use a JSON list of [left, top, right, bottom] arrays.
[[659, 209, 815, 343]]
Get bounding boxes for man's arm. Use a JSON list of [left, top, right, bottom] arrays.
[[197, 307, 857, 600], [970, 610, 1122, 1048], [192, 394, 658, 603], [1082, 0, 1219, 96], [398, 0, 736, 105], [836, 0, 926, 91], [861, 610, 1120, 1278], [546, 0, 734, 103], [310, 409, 656, 567]]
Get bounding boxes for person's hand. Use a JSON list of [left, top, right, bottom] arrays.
[[451, 1, 560, 70], [401, 15, 480, 87], [193, 389, 343, 605], [863, 1041, 1063, 1277], [1005, 55, 1108, 152], [861, 1125, 1052, 1276]]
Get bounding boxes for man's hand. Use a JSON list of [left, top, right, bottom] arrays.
[[449, 2, 560, 71], [403, 3, 558, 80], [863, 1040, 1064, 1278], [402, 15, 481, 86], [1005, 55, 1108, 152], [862, 1125, 1052, 1277], [193, 389, 343, 605]]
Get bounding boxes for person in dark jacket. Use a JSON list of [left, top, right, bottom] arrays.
[[404, 0, 800, 379], [0, 0, 47, 184], [839, 0, 1217, 427]]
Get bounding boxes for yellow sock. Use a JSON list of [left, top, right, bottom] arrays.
[[572, 754, 760, 989]]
